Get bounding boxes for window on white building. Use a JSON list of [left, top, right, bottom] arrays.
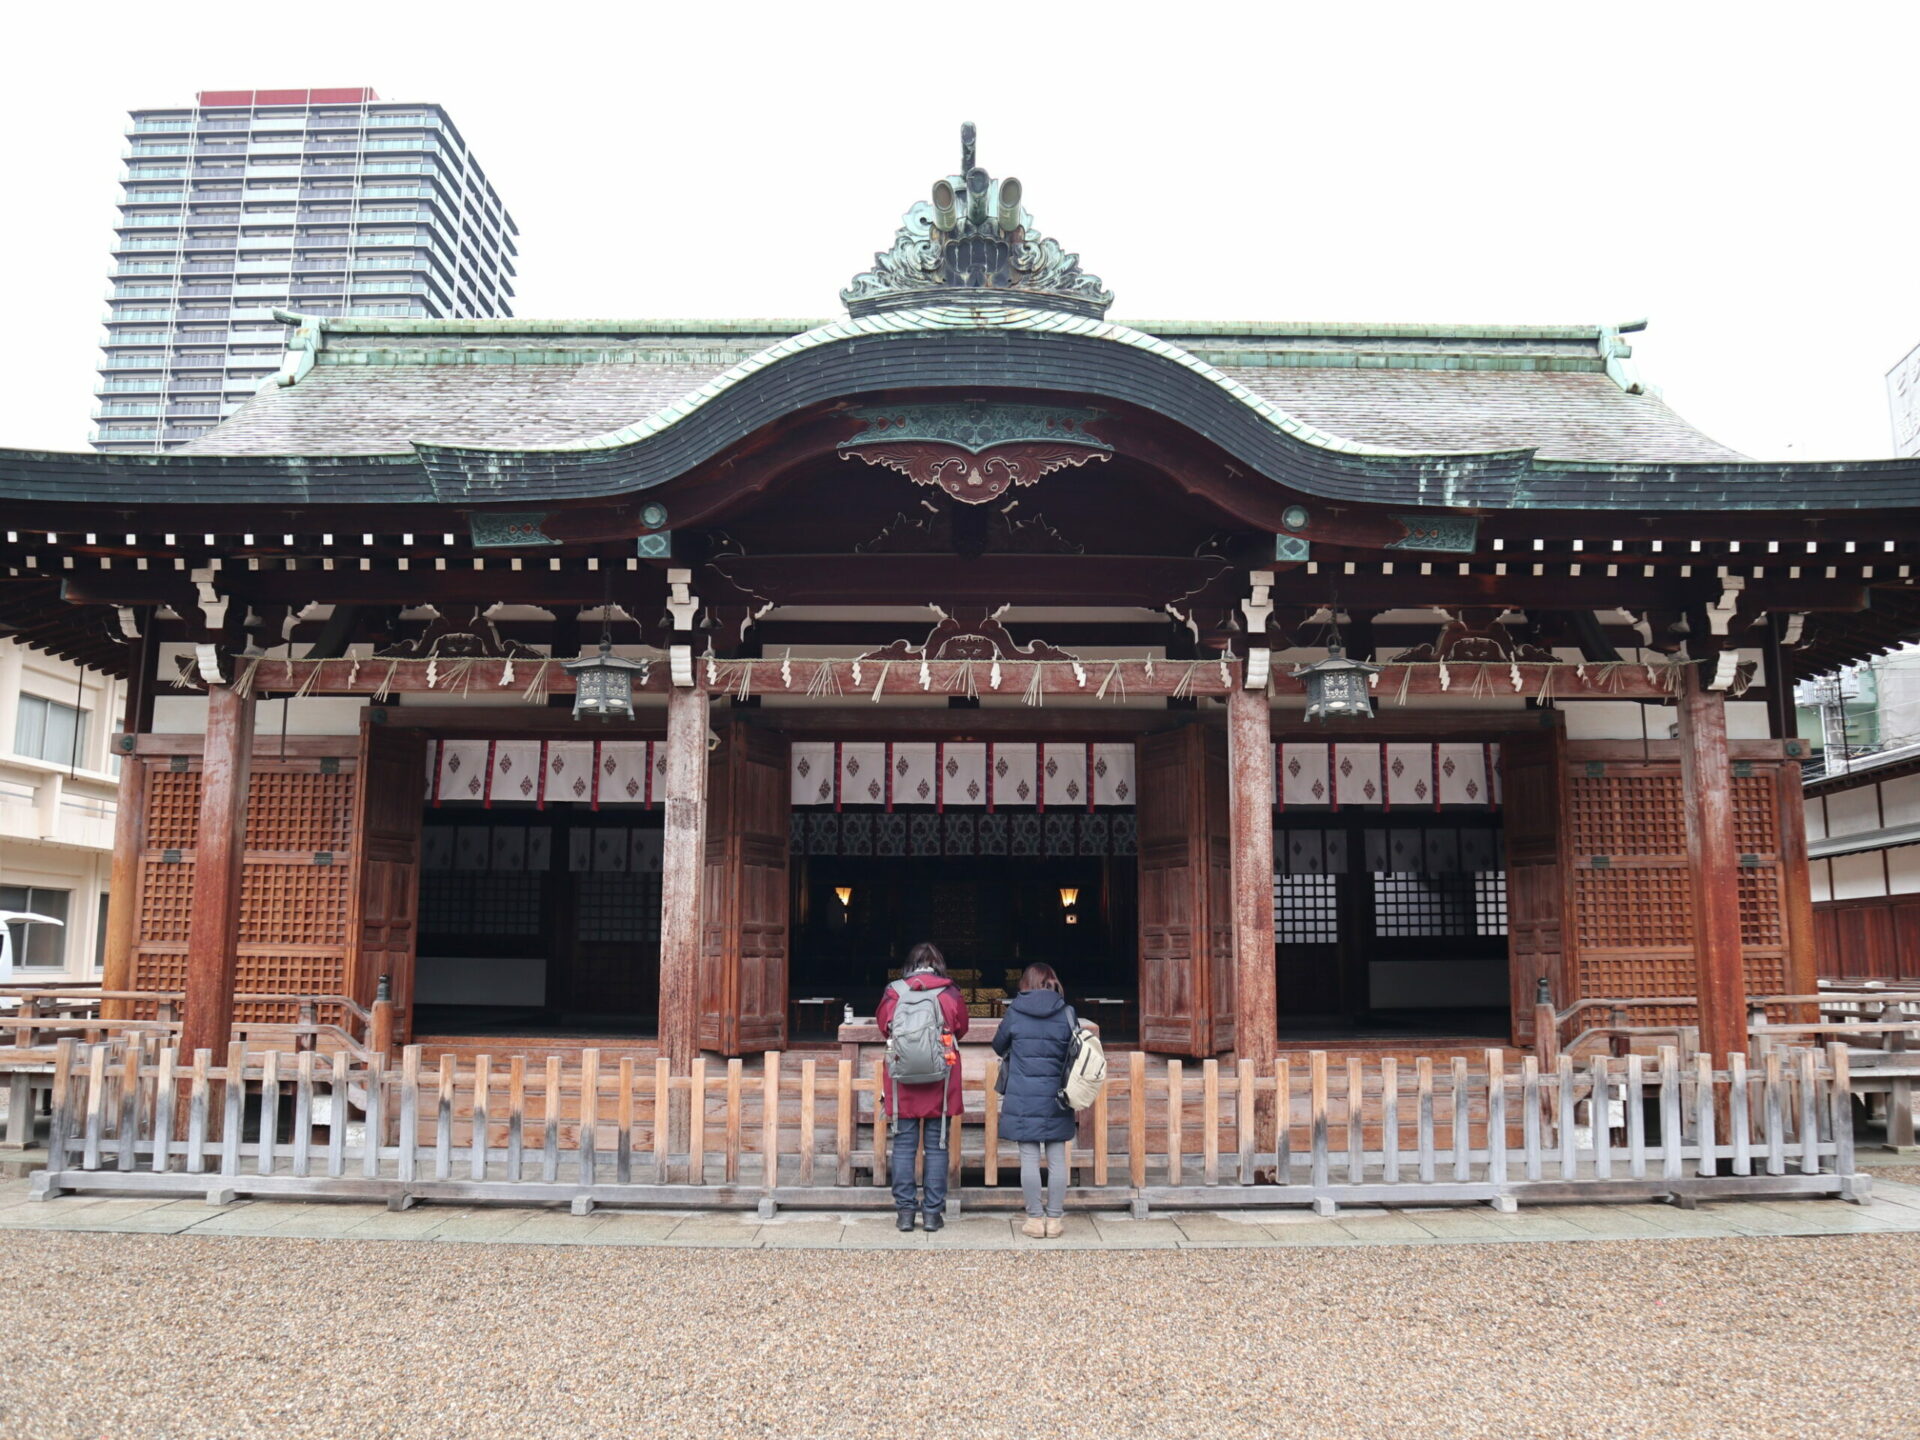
[[14, 694, 87, 766], [0, 887, 70, 968]]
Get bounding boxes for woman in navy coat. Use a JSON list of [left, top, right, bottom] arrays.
[[992, 963, 1078, 1238]]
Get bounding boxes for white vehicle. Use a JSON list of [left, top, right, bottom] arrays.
[[0, 910, 66, 979]]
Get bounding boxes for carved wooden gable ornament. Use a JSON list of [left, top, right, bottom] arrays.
[[838, 401, 1112, 504]]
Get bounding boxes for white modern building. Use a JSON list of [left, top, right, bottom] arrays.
[[95, 86, 518, 453], [0, 640, 122, 981], [1889, 338, 1920, 458]]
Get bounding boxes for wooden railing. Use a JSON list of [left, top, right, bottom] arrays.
[[1539, 989, 1920, 1064], [1750, 991, 1920, 1149], [1, 987, 384, 1064], [32, 1040, 1868, 1215]]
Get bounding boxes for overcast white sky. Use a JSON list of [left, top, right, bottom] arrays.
[[3, 1, 1916, 460]]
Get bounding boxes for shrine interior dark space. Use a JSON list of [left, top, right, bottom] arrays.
[[411, 807, 664, 1038], [789, 854, 1139, 1042]]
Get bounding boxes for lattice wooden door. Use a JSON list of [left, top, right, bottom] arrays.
[[1563, 755, 1810, 1025], [1136, 725, 1233, 1056], [130, 745, 359, 1022], [1501, 725, 1566, 1046], [347, 724, 426, 1029], [698, 719, 790, 1055]]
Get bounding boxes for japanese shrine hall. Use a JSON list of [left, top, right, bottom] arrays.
[[7, 128, 1920, 1079]]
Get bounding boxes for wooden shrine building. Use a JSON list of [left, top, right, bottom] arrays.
[[7, 126, 1920, 1080]]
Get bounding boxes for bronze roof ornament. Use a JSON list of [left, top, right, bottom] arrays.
[[842, 123, 1114, 319]]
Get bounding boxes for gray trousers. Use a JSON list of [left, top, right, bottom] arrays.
[[1019, 1140, 1067, 1218]]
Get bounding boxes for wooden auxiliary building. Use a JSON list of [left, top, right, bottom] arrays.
[[6, 127, 1920, 1092]]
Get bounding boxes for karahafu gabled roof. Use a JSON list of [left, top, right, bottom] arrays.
[[178, 310, 1742, 466]]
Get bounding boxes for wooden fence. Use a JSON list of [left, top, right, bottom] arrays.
[[30, 1040, 1869, 1215]]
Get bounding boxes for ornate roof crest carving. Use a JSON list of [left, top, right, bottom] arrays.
[[842, 123, 1114, 318]]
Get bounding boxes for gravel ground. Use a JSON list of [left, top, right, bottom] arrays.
[[3, 1229, 1918, 1440]]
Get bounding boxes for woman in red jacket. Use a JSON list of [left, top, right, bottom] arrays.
[[875, 942, 970, 1231]]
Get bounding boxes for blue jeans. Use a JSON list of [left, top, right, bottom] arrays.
[[889, 1115, 950, 1216]]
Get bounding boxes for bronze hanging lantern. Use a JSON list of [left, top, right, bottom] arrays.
[[564, 637, 647, 721], [565, 576, 650, 722], [1293, 604, 1380, 722], [1293, 644, 1380, 721]]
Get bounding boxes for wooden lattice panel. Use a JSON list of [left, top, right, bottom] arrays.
[[1738, 868, 1785, 949], [144, 767, 203, 850], [1572, 867, 1695, 951], [130, 749, 360, 1018], [1563, 757, 1802, 1025], [237, 862, 350, 947], [135, 949, 186, 992], [1568, 772, 1686, 857], [1731, 775, 1779, 853], [135, 857, 195, 943], [244, 769, 354, 852], [1567, 952, 1696, 1002], [233, 952, 350, 1021]]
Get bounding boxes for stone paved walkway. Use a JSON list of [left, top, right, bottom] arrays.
[[5, 1170, 1920, 1250]]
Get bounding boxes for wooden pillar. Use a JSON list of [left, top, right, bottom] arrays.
[[1774, 761, 1819, 1025], [1226, 684, 1278, 1071], [101, 615, 157, 1022], [1676, 666, 1745, 1063], [99, 759, 147, 1021], [178, 682, 255, 1062], [658, 685, 710, 1071], [1762, 614, 1798, 741]]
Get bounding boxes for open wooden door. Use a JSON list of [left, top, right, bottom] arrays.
[[1136, 724, 1234, 1056], [347, 720, 427, 1041], [699, 719, 790, 1055], [1501, 719, 1567, 1048]]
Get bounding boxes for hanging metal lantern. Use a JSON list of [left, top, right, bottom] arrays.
[[1293, 644, 1380, 722], [564, 638, 648, 722]]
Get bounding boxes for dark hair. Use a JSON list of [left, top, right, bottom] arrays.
[[905, 942, 947, 977], [1018, 963, 1064, 995]]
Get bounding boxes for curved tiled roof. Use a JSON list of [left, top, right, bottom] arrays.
[[1224, 368, 1741, 464], [178, 308, 1742, 465], [13, 312, 1914, 516]]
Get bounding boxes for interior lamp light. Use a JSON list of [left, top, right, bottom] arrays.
[[1059, 886, 1079, 924], [834, 886, 854, 909]]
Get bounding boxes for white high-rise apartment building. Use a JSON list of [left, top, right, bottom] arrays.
[[94, 87, 518, 453]]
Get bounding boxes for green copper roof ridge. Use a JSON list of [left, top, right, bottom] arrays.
[[276, 310, 831, 337], [1116, 319, 1621, 342], [273, 309, 1640, 347]]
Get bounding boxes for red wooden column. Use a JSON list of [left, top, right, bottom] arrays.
[[658, 684, 710, 1072], [1676, 666, 1746, 1062], [178, 682, 256, 1062], [1226, 684, 1278, 1071]]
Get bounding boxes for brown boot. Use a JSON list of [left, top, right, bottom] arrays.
[[1022, 1217, 1047, 1239], [1045, 1217, 1064, 1238]]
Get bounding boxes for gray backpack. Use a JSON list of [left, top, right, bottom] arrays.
[[885, 979, 951, 1087]]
